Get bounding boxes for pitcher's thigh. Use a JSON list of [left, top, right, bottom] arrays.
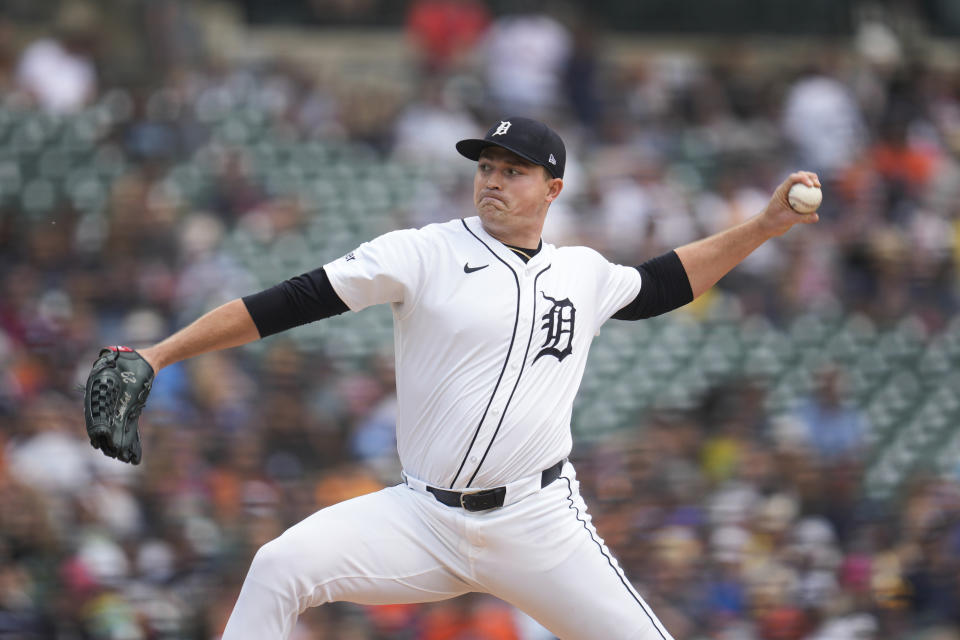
[[249, 485, 472, 607], [492, 532, 673, 640], [479, 477, 674, 640]]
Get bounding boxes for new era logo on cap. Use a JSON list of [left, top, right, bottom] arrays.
[[455, 117, 566, 179]]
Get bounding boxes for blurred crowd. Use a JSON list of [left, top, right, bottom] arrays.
[[1, 1, 960, 638]]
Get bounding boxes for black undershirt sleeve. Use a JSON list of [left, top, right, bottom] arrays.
[[612, 250, 694, 321], [241, 267, 349, 338]]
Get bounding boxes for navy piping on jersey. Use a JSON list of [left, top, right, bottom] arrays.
[[450, 218, 521, 489], [562, 476, 671, 640], [466, 264, 552, 487]]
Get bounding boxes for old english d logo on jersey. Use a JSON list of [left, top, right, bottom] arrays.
[[534, 292, 575, 363]]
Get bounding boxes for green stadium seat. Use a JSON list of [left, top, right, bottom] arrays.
[[789, 313, 829, 347], [0, 159, 22, 201], [93, 144, 127, 179], [39, 148, 72, 180], [67, 175, 107, 213], [217, 118, 251, 145], [21, 177, 57, 214]]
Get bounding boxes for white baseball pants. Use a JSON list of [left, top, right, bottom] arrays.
[[221, 461, 673, 640]]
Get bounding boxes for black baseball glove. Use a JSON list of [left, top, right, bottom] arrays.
[[83, 346, 155, 464]]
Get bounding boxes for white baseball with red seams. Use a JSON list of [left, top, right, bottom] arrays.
[[787, 182, 822, 214], [220, 216, 676, 640]]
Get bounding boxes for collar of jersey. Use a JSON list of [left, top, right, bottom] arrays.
[[466, 216, 552, 270]]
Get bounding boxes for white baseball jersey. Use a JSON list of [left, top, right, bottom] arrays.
[[324, 216, 642, 489]]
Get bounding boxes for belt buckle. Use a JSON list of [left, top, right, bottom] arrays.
[[459, 490, 479, 510], [460, 488, 503, 511]]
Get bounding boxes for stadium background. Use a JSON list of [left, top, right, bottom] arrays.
[[1, 0, 959, 638]]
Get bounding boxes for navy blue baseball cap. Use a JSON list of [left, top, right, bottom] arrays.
[[456, 117, 566, 179]]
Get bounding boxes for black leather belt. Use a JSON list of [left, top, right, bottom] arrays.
[[426, 460, 565, 512]]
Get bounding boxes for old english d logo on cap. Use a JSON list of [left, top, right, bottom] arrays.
[[455, 117, 566, 179]]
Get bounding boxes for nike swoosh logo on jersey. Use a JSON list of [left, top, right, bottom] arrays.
[[464, 263, 489, 273]]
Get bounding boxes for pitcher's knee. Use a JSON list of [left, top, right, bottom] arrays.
[[247, 535, 342, 610], [248, 537, 301, 592]]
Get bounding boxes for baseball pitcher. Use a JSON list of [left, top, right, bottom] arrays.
[[84, 117, 819, 639]]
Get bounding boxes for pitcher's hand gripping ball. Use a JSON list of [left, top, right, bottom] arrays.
[[83, 346, 155, 464], [787, 182, 822, 214]]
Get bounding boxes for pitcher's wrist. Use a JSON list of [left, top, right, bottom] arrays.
[[137, 346, 164, 373]]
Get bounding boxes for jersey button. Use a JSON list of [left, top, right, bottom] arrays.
[[470, 456, 478, 463], [511, 362, 519, 371], [490, 408, 500, 416]]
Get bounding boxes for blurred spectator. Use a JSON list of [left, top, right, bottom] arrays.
[[418, 595, 520, 640], [481, 10, 571, 117], [406, 0, 490, 75], [14, 1, 99, 113], [563, 17, 604, 131], [392, 78, 479, 160], [781, 66, 867, 175], [5, 392, 100, 495], [792, 366, 867, 463], [869, 109, 942, 223], [595, 152, 692, 263], [0, 19, 16, 94]]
